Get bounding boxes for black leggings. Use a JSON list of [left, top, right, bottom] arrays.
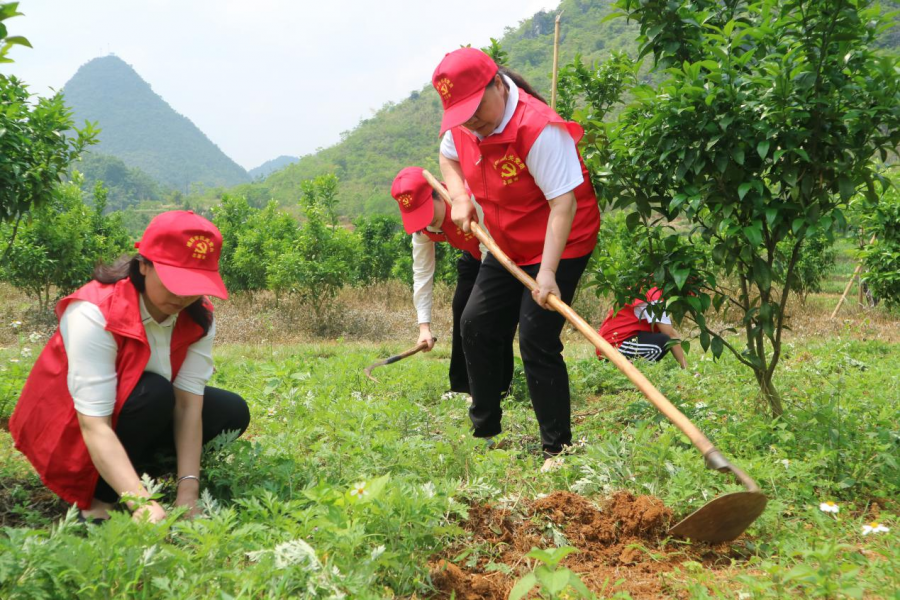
[[93, 372, 250, 503], [618, 331, 671, 363]]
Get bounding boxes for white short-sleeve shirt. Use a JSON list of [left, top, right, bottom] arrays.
[[59, 295, 215, 417]]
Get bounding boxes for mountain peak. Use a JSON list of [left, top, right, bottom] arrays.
[[63, 55, 248, 191]]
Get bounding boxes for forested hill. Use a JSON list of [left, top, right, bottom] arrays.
[[249, 155, 300, 180], [63, 56, 250, 191], [231, 0, 637, 216]]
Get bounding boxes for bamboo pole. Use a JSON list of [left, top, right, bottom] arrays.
[[550, 11, 563, 111], [830, 233, 876, 320]]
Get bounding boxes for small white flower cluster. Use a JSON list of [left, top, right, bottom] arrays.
[[820, 501, 839, 514], [421, 481, 436, 498], [20, 347, 32, 358], [10, 320, 22, 330], [28, 332, 42, 344]]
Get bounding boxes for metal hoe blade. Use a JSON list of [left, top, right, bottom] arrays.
[[363, 339, 435, 383], [668, 450, 768, 542]]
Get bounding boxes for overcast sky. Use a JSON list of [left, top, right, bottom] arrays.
[[5, 0, 560, 170]]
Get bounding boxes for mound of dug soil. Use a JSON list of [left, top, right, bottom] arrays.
[[430, 490, 743, 599]]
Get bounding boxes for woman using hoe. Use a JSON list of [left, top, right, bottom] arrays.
[[433, 48, 601, 470], [10, 211, 250, 523], [391, 166, 513, 397]]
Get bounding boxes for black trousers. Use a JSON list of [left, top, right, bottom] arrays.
[[618, 331, 671, 363], [461, 252, 591, 456], [93, 372, 251, 503], [450, 251, 514, 395]]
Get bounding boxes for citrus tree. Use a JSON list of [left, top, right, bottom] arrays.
[[1, 3, 97, 258], [574, 0, 900, 415]]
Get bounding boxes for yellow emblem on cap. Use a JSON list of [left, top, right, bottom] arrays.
[[437, 77, 453, 102], [186, 235, 214, 260], [398, 193, 413, 208]]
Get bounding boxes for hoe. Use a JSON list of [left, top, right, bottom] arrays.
[[422, 169, 767, 543]]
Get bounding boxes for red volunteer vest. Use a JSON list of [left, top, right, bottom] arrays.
[[597, 288, 663, 355], [450, 90, 600, 265], [420, 199, 482, 260], [10, 279, 210, 508]]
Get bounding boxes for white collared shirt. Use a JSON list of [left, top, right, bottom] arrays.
[[59, 294, 215, 417], [440, 74, 584, 201]]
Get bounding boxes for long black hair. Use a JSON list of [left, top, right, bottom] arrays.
[[93, 255, 213, 335], [497, 65, 548, 105]]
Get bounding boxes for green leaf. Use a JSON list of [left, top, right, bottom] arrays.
[[543, 569, 571, 594], [731, 146, 745, 165], [672, 267, 690, 290], [508, 573, 537, 600], [756, 140, 770, 160], [738, 182, 752, 200], [625, 211, 642, 231], [711, 336, 724, 359], [3, 35, 31, 48], [838, 177, 856, 201], [743, 223, 762, 247]]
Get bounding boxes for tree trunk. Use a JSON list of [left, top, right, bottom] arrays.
[[755, 369, 784, 417]]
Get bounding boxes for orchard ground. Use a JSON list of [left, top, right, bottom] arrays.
[[0, 244, 897, 598]]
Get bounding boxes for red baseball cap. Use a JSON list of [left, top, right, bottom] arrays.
[[391, 167, 436, 234], [432, 47, 499, 136], [135, 210, 229, 299]]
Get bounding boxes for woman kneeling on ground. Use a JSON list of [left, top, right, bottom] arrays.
[[597, 287, 687, 368], [391, 166, 513, 396], [10, 211, 250, 523]]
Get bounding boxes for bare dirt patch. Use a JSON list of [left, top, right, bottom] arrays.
[[430, 490, 746, 599]]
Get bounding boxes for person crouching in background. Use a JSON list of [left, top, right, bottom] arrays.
[[597, 287, 687, 368]]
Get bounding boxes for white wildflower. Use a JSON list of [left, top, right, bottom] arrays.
[[20, 347, 32, 357], [370, 545, 386, 560], [10, 320, 22, 329], [819, 501, 839, 514], [422, 481, 436, 498], [780, 459, 790, 469], [349, 481, 368, 498], [8, 358, 19, 364], [694, 402, 707, 409], [267, 406, 277, 417], [862, 522, 889, 535], [28, 332, 41, 344]]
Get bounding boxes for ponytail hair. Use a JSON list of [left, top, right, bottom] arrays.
[[93, 255, 213, 336], [497, 65, 548, 105]]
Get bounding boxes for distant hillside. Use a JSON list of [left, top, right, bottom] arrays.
[[233, 0, 637, 216], [63, 56, 249, 191], [73, 151, 166, 210], [249, 155, 300, 180]]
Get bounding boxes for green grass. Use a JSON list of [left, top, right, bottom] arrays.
[[1, 331, 897, 598]]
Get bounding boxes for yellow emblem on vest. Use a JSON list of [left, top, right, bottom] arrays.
[[494, 153, 527, 186], [186, 235, 214, 260]]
